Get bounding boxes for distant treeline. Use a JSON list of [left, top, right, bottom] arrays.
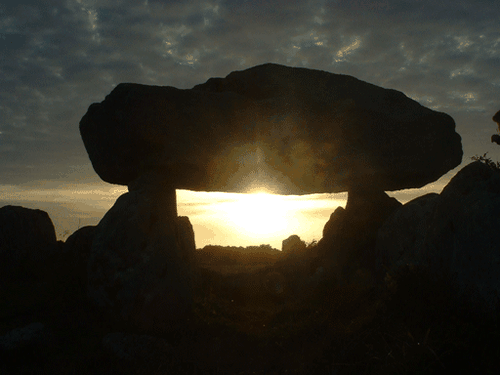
[[196, 244, 281, 265]]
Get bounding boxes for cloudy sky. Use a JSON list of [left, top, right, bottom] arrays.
[[1, 0, 499, 249]]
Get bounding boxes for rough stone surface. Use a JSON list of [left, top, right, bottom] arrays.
[[322, 206, 346, 242], [63, 225, 97, 291], [426, 161, 500, 312], [176, 216, 196, 264], [0, 205, 58, 278], [87, 186, 196, 332], [80, 63, 462, 194], [375, 193, 440, 275], [64, 225, 97, 259], [102, 332, 172, 364], [376, 161, 500, 314], [318, 188, 402, 285], [281, 234, 306, 254]]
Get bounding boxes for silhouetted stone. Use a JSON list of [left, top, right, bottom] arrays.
[[0, 205, 58, 279], [375, 193, 440, 275], [321, 206, 346, 243], [376, 161, 500, 314], [63, 225, 97, 291], [80, 63, 462, 194], [87, 184, 196, 333], [64, 225, 96, 259], [176, 216, 196, 264], [427, 161, 500, 312], [319, 188, 402, 285], [281, 234, 306, 254]]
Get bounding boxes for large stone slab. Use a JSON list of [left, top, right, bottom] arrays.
[[80, 63, 462, 194]]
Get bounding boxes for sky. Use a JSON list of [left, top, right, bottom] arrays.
[[1, 0, 499, 250]]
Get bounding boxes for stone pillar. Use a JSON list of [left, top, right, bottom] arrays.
[[87, 170, 195, 333], [319, 186, 402, 286]]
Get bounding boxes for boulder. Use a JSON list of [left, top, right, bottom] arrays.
[[426, 161, 500, 312], [281, 234, 306, 255], [318, 188, 402, 285], [64, 225, 97, 259], [87, 176, 196, 333], [375, 193, 440, 275], [0, 205, 59, 279], [376, 161, 500, 314], [322, 206, 346, 242], [63, 225, 97, 292], [80, 63, 462, 194]]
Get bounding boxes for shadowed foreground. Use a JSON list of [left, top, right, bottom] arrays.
[[1, 242, 499, 375]]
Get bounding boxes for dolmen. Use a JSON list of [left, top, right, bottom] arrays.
[[79, 63, 462, 331]]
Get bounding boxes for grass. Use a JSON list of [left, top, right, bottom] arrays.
[[1, 245, 499, 374]]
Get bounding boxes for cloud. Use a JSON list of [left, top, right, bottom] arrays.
[[0, 0, 499, 190]]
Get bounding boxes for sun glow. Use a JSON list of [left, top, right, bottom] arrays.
[[218, 191, 295, 237]]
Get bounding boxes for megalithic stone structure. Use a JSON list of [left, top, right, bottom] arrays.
[[80, 63, 463, 195], [79, 63, 463, 331]]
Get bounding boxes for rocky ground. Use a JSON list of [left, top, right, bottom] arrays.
[[1, 246, 499, 375]]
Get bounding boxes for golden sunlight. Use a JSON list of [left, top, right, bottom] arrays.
[[218, 191, 294, 237], [177, 189, 350, 249]]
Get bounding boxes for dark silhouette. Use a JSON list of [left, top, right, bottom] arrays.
[[80, 63, 462, 194], [492, 110, 500, 144]]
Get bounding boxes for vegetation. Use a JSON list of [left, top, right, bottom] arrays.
[[1, 241, 499, 374], [471, 152, 500, 170]]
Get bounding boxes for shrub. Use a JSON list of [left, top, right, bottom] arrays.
[[471, 152, 500, 170]]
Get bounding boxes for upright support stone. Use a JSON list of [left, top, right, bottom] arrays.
[[87, 175, 195, 332], [319, 187, 402, 285]]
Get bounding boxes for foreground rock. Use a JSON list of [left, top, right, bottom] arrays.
[[376, 161, 500, 314], [318, 188, 402, 285], [0, 205, 60, 279], [63, 225, 97, 292], [87, 173, 196, 332], [80, 63, 462, 194], [375, 193, 440, 274], [281, 234, 306, 255]]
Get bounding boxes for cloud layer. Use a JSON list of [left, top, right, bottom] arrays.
[[1, 0, 499, 188]]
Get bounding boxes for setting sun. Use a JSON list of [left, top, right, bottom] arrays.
[[176, 189, 349, 249], [218, 191, 293, 237]]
